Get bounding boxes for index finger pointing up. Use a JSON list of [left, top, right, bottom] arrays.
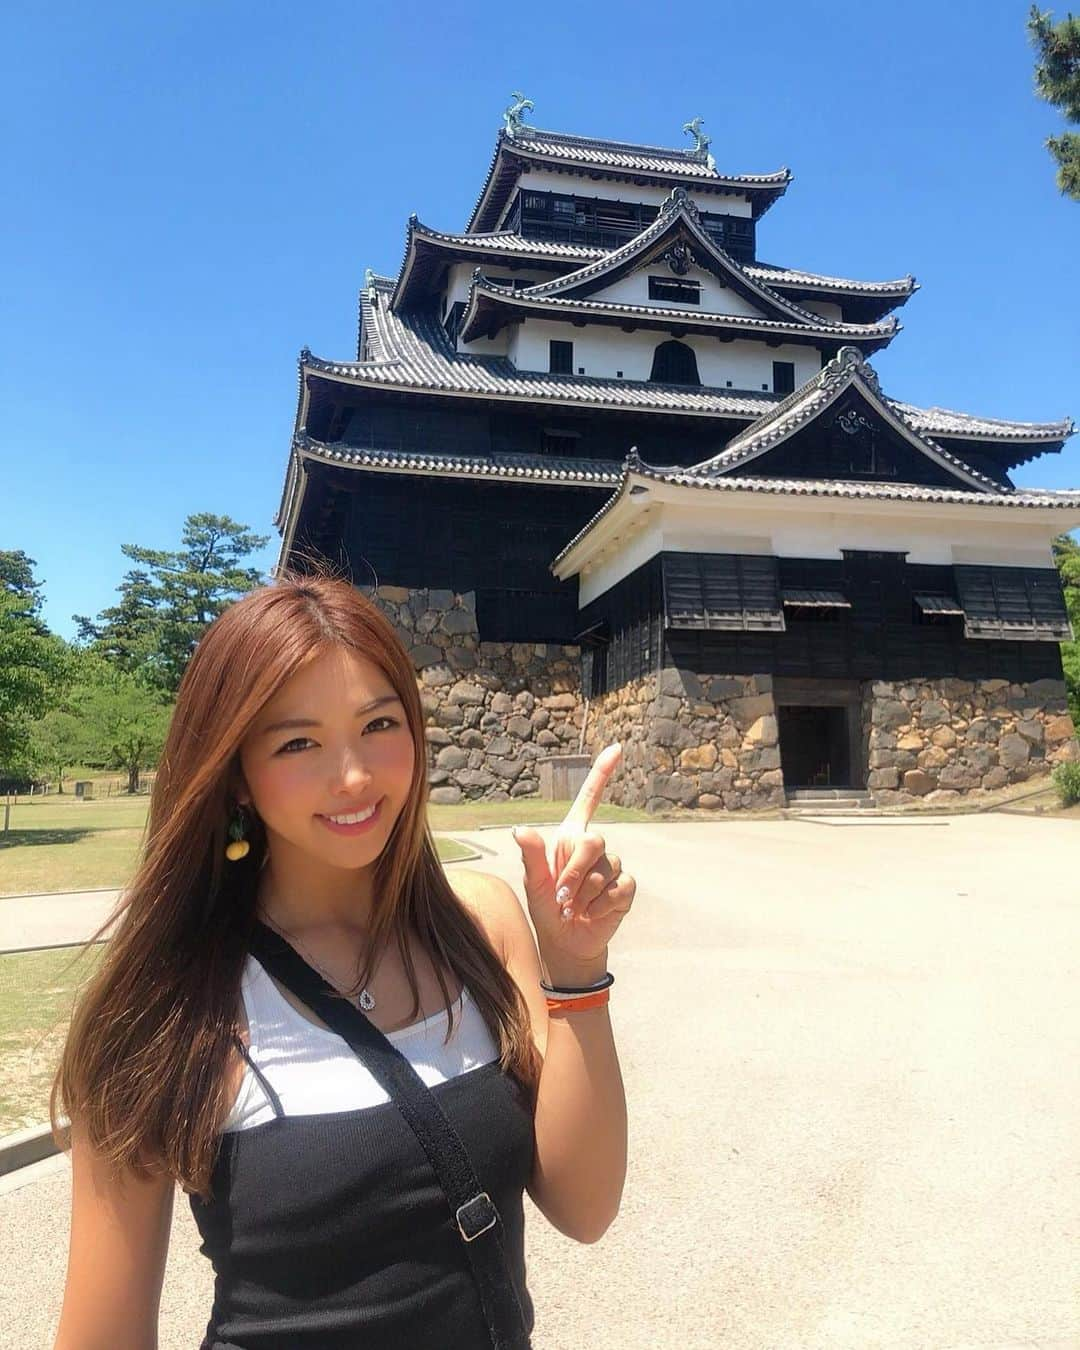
[[561, 742, 622, 833]]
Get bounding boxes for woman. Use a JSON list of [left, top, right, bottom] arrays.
[[50, 568, 633, 1349]]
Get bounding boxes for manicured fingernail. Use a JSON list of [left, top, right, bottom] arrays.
[[561, 904, 573, 922], [555, 886, 571, 905]]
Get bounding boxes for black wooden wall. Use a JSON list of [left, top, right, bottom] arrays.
[[330, 471, 603, 643], [577, 551, 1064, 697]]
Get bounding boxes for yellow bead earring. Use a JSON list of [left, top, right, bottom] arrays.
[[226, 803, 251, 861]]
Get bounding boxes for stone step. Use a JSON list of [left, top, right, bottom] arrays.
[[785, 795, 876, 812], [787, 788, 871, 801]]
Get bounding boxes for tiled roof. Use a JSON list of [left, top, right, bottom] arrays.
[[749, 260, 916, 298], [469, 128, 790, 232], [505, 128, 788, 183], [296, 276, 1071, 447], [293, 432, 623, 485], [552, 450, 1080, 569], [317, 276, 778, 416], [892, 401, 1073, 442], [697, 347, 1003, 492], [462, 279, 898, 349], [400, 221, 916, 300], [506, 192, 893, 336]]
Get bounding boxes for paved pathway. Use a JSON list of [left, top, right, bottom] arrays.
[[2, 814, 1078, 1349]]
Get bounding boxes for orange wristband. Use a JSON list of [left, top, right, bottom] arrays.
[[546, 989, 611, 1016]]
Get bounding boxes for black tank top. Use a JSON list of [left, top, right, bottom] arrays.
[[189, 1016, 536, 1348]]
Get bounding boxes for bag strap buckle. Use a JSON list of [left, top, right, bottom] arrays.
[[456, 1191, 498, 1242]]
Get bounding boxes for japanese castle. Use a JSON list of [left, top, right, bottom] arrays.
[[274, 99, 1080, 810]]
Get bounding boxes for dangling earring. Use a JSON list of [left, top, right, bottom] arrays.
[[226, 803, 251, 861]]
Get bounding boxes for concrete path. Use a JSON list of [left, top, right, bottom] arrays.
[[2, 813, 1078, 1349]]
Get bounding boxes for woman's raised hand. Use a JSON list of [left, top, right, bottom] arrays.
[[512, 743, 635, 976]]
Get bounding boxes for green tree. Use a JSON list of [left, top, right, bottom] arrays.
[[1029, 6, 1080, 200], [0, 583, 72, 773], [27, 708, 87, 793], [74, 513, 270, 695], [66, 655, 173, 794], [0, 549, 48, 630], [1052, 533, 1080, 723]]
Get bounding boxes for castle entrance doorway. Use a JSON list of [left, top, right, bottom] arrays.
[[773, 678, 865, 790]]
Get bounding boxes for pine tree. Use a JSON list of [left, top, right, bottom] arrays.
[[1029, 6, 1080, 200]]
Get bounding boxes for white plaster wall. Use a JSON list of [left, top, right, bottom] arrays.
[[442, 262, 553, 314], [573, 495, 1064, 607], [599, 264, 766, 318], [508, 317, 820, 390], [496, 168, 753, 225]]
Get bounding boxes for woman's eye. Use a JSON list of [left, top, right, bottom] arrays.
[[277, 737, 314, 754], [276, 718, 399, 755]]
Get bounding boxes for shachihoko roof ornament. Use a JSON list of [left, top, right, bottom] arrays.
[[682, 117, 717, 171], [503, 92, 534, 140]]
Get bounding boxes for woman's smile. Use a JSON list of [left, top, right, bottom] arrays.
[[317, 798, 385, 835]]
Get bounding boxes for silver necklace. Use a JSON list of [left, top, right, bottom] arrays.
[[259, 911, 376, 1011]]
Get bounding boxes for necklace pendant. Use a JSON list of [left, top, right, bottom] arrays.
[[358, 990, 376, 1011]]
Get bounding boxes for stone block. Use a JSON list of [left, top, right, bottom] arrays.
[[930, 726, 957, 749], [867, 767, 899, 789], [903, 769, 936, 796], [897, 731, 924, 751], [938, 763, 980, 790], [428, 786, 463, 805], [440, 608, 478, 636], [744, 714, 778, 746], [872, 700, 910, 730], [998, 733, 1031, 770], [919, 700, 949, 726], [410, 644, 445, 669], [680, 744, 719, 771], [1044, 714, 1075, 744], [982, 767, 1009, 790], [728, 694, 774, 726], [706, 677, 744, 701], [917, 745, 949, 770]]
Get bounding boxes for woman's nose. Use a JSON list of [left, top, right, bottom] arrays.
[[332, 748, 373, 791]]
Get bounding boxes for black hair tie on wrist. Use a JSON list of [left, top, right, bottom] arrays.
[[539, 972, 615, 996]]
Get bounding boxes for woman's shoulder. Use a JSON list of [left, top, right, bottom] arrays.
[[449, 867, 514, 963]]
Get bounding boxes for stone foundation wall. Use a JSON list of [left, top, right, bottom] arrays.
[[362, 585, 585, 803], [585, 667, 787, 813], [364, 584, 1079, 811], [866, 677, 1079, 807]]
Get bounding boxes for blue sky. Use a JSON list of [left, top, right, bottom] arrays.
[[3, 0, 1078, 642]]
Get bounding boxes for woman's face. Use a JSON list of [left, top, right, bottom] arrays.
[[237, 646, 416, 871]]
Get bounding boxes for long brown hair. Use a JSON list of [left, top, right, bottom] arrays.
[[51, 565, 541, 1198]]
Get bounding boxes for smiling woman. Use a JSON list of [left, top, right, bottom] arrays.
[[49, 563, 591, 1350]]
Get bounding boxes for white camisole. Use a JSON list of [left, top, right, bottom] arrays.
[[223, 953, 500, 1132]]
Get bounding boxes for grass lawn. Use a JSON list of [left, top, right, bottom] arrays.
[[0, 943, 104, 1135], [0, 772, 661, 898]]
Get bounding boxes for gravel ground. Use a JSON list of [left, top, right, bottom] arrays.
[[2, 812, 1078, 1350]]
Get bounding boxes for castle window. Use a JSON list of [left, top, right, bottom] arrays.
[[773, 361, 796, 394], [542, 426, 582, 456], [648, 276, 701, 305], [443, 302, 465, 347], [549, 340, 573, 374], [650, 340, 701, 386]]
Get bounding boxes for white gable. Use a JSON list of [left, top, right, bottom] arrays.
[[589, 263, 768, 319]]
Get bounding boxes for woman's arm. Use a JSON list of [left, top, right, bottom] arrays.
[[467, 869, 628, 1245], [52, 1121, 175, 1350]]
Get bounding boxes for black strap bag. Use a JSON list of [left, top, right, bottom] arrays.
[[247, 918, 533, 1350]]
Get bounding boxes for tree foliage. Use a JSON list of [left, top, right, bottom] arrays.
[[1052, 533, 1080, 723], [73, 513, 270, 695], [0, 575, 73, 771], [60, 654, 173, 793], [1029, 5, 1080, 199]]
